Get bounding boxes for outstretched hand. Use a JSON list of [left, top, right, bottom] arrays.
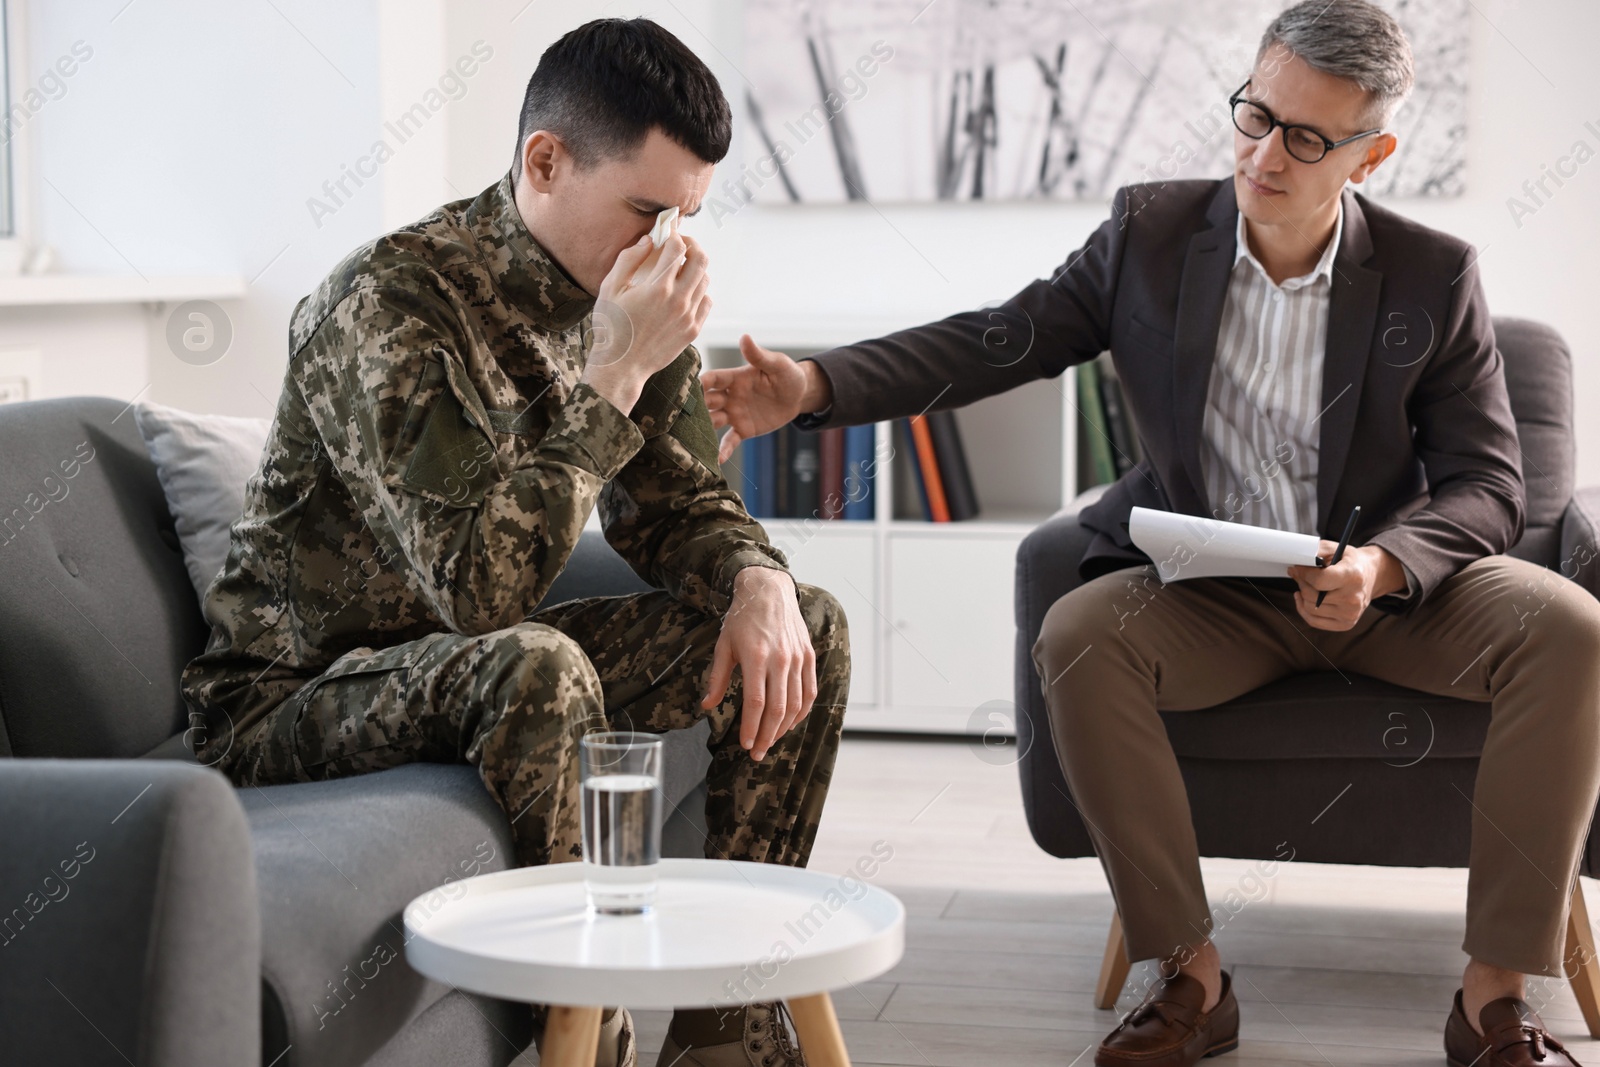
[[701, 334, 814, 463]]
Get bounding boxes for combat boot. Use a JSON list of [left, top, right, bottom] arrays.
[[656, 1001, 806, 1066]]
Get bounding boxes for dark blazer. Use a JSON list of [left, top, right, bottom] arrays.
[[803, 179, 1526, 613]]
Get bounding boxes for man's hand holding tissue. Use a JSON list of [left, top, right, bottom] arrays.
[[702, 336, 833, 463], [582, 216, 711, 417]]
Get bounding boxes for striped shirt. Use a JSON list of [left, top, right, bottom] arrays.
[[1200, 204, 1342, 536]]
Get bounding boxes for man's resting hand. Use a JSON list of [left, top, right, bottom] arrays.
[[701, 566, 817, 762]]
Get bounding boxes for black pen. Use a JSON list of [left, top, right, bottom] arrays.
[[1315, 505, 1361, 607]]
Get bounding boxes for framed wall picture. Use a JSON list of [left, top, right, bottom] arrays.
[[741, 0, 1466, 205]]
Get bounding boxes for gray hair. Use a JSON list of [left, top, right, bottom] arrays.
[[1257, 0, 1416, 128]]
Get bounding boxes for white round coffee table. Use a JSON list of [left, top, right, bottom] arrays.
[[403, 858, 905, 1067]]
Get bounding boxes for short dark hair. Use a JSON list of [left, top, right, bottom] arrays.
[[512, 18, 732, 178]]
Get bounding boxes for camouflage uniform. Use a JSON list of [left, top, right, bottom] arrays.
[[182, 172, 849, 870]]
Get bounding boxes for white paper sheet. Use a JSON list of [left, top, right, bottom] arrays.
[[1128, 506, 1323, 583]]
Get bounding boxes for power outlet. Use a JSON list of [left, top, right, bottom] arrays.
[[0, 349, 42, 404]]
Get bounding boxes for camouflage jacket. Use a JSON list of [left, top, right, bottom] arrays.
[[182, 173, 786, 765]]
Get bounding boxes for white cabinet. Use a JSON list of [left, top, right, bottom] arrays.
[[885, 531, 1022, 729]]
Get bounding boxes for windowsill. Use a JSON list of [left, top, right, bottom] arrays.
[[0, 274, 247, 307]]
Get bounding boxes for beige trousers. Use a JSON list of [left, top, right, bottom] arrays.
[[1031, 554, 1600, 976]]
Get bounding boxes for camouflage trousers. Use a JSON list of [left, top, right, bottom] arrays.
[[224, 583, 849, 869]]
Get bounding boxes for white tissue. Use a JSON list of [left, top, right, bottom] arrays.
[[649, 205, 680, 248]]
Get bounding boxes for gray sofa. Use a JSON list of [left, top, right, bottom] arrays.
[[0, 396, 717, 1066], [1013, 316, 1600, 870]]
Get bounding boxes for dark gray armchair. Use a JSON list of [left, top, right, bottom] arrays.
[[0, 397, 717, 1066], [1013, 317, 1600, 1028]]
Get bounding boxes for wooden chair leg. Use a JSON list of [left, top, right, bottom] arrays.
[[1096, 909, 1132, 1010], [541, 1005, 603, 1067], [1565, 878, 1600, 1039], [788, 992, 851, 1067]]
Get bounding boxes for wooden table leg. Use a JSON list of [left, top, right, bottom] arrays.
[[542, 1005, 603, 1067], [788, 992, 850, 1067], [1565, 879, 1600, 1038]]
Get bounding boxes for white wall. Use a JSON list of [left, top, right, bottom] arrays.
[[15, 0, 1600, 482], [14, 0, 382, 416]]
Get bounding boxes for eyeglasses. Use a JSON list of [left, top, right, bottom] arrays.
[[1228, 80, 1382, 164]]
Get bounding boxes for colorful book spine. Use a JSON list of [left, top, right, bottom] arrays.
[[1077, 359, 1117, 486], [773, 426, 793, 516], [928, 410, 979, 521], [843, 424, 876, 520], [908, 415, 951, 522], [896, 419, 930, 519], [740, 434, 766, 517], [819, 427, 845, 519], [791, 430, 821, 518]]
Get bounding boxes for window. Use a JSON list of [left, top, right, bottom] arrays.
[[0, 0, 13, 240], [0, 0, 26, 272]]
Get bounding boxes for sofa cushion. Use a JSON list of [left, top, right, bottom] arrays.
[[240, 763, 524, 1067], [242, 746, 712, 1067], [0, 398, 209, 758], [535, 526, 659, 609], [362, 988, 532, 1067], [133, 401, 271, 615]]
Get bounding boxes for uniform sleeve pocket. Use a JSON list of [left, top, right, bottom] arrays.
[[631, 346, 721, 472], [386, 357, 500, 508]]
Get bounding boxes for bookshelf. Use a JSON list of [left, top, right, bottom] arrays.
[[700, 319, 1082, 737]]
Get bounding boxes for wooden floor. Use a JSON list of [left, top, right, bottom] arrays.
[[623, 734, 1600, 1067]]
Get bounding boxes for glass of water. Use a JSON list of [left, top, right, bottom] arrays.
[[579, 731, 663, 915]]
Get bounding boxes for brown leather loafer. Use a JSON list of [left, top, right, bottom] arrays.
[[1095, 970, 1239, 1066], [1445, 989, 1585, 1066]]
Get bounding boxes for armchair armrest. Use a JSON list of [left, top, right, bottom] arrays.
[[1013, 484, 1111, 648], [0, 760, 259, 1066], [1011, 485, 1111, 859], [1560, 487, 1600, 602]]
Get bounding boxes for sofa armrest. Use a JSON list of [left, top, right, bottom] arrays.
[[1560, 487, 1600, 601], [0, 760, 259, 1066], [536, 530, 654, 609]]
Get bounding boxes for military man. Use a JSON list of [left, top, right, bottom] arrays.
[[183, 18, 846, 1067]]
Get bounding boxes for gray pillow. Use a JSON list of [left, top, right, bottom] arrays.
[[133, 401, 271, 616]]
